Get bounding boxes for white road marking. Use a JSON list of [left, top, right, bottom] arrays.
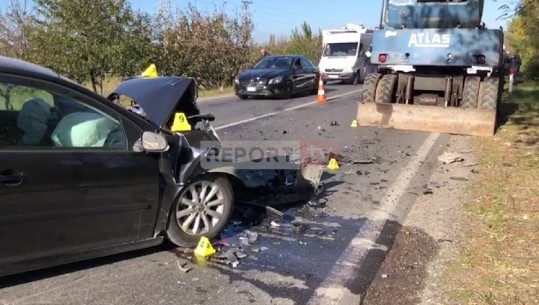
[[214, 89, 362, 131], [306, 132, 441, 305]]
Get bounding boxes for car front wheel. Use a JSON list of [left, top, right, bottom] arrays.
[[282, 80, 293, 99], [166, 174, 233, 247]]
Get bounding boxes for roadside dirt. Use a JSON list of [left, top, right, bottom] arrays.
[[361, 135, 475, 305]]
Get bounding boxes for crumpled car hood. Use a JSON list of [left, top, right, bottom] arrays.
[[110, 76, 200, 128]]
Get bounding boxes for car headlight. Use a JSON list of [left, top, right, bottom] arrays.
[[268, 76, 283, 84], [343, 67, 353, 73]]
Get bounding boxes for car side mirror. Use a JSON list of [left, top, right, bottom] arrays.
[[134, 131, 169, 153]]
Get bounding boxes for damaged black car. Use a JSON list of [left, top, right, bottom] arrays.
[[0, 56, 237, 277], [0, 56, 325, 277]]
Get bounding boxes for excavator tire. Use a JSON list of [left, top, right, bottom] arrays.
[[375, 74, 398, 104], [480, 77, 500, 110], [361, 73, 382, 103], [461, 76, 480, 109]]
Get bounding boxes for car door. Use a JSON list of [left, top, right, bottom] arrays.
[[0, 74, 160, 266], [291, 58, 307, 91], [300, 57, 318, 90]]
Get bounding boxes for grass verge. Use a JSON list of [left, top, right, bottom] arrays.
[[443, 82, 539, 304], [84, 77, 234, 99]]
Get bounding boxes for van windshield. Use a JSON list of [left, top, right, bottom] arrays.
[[323, 42, 358, 57]]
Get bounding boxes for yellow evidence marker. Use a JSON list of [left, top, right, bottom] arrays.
[[327, 158, 340, 170], [141, 63, 158, 78], [194, 236, 216, 257], [171, 112, 192, 132]]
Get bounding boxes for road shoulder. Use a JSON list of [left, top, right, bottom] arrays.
[[361, 82, 539, 305], [360, 135, 474, 305]]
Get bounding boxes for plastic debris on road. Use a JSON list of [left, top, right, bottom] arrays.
[[438, 152, 465, 164]]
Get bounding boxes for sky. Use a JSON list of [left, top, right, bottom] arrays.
[[128, 0, 512, 43], [1, 0, 512, 43]]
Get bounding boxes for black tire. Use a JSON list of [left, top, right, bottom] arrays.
[[311, 78, 319, 95], [166, 174, 234, 247], [461, 76, 480, 109], [362, 73, 382, 103], [282, 80, 293, 99], [375, 74, 398, 104], [351, 71, 360, 85], [480, 77, 500, 110], [237, 95, 247, 100]]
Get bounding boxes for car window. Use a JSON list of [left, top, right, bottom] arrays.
[[0, 76, 127, 151], [300, 58, 314, 69], [253, 57, 293, 69], [294, 58, 302, 69]]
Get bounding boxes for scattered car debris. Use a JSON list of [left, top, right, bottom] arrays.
[[438, 152, 465, 164], [352, 157, 378, 164], [423, 188, 433, 195], [176, 261, 192, 273]]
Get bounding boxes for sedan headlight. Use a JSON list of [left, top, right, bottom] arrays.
[[268, 76, 283, 84]]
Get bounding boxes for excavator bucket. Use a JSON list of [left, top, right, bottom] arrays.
[[356, 102, 497, 137]]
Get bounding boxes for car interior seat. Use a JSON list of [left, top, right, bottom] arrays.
[[16, 98, 53, 146]]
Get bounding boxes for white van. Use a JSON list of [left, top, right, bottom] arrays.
[[318, 24, 374, 85]]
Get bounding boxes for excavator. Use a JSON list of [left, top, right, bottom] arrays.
[[357, 0, 506, 136]]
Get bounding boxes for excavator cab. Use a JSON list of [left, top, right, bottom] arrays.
[[385, 0, 484, 29]]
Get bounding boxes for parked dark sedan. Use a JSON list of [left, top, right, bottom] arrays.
[[234, 55, 321, 100], [0, 56, 236, 277]]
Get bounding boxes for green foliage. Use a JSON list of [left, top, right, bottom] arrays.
[[25, 0, 149, 94], [154, 2, 254, 89], [263, 22, 322, 65], [0, 0, 326, 92], [504, 0, 539, 79], [0, 0, 33, 60]]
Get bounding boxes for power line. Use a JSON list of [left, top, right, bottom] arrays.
[[241, 0, 252, 18]]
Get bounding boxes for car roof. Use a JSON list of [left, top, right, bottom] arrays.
[[0, 55, 61, 78], [265, 54, 304, 59]]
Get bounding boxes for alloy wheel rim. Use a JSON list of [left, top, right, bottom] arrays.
[[176, 181, 224, 235]]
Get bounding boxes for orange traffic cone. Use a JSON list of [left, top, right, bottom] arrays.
[[317, 75, 327, 103]]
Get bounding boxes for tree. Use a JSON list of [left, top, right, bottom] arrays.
[[502, 0, 539, 79], [154, 2, 254, 89], [0, 0, 33, 60], [270, 22, 322, 64], [26, 0, 152, 93]]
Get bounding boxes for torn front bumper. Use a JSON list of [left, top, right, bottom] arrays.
[[207, 157, 325, 206]]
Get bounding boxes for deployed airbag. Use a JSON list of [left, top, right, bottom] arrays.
[[51, 112, 118, 147]]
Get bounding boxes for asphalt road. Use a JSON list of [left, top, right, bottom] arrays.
[[0, 83, 450, 305]]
